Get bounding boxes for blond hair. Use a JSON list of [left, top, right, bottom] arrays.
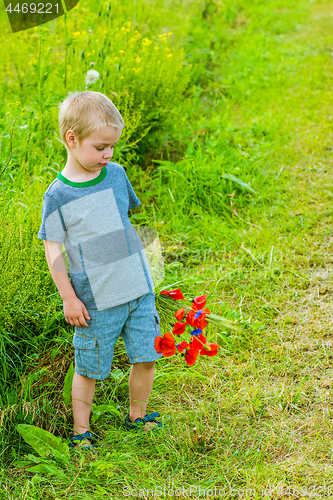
[[58, 90, 125, 148]]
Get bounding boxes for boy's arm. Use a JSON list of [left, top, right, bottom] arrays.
[[43, 240, 76, 301]]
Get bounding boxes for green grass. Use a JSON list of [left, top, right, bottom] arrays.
[[1, 0, 333, 497]]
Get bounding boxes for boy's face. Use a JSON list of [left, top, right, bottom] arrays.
[[66, 126, 122, 172]]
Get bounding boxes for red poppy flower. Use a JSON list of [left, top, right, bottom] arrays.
[[197, 317, 209, 331], [199, 343, 221, 357], [184, 347, 200, 366], [160, 289, 184, 300], [194, 308, 211, 320], [172, 321, 187, 336], [176, 341, 190, 353], [192, 295, 208, 312], [175, 308, 185, 322], [185, 310, 196, 328], [186, 310, 209, 330], [154, 332, 176, 357], [191, 333, 207, 350]]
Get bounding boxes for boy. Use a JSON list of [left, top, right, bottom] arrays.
[[38, 90, 163, 449]]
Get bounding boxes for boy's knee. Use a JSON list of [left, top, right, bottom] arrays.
[[134, 360, 155, 369], [72, 371, 96, 386]]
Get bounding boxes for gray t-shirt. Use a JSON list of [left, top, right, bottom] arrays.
[[38, 162, 155, 310]]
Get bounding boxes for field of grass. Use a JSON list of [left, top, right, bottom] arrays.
[[1, 0, 333, 497]]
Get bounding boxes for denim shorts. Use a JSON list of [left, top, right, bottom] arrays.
[[73, 292, 163, 380]]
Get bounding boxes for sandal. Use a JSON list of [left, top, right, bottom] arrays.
[[69, 431, 96, 450], [124, 412, 163, 432]]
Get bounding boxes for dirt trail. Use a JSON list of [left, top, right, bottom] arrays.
[[222, 0, 333, 479]]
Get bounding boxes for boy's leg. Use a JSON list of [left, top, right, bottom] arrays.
[[72, 371, 96, 445], [129, 360, 157, 430]]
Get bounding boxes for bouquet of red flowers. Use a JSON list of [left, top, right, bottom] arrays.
[[154, 288, 240, 366]]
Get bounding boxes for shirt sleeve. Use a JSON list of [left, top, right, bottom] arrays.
[[37, 193, 67, 243], [124, 170, 141, 210]]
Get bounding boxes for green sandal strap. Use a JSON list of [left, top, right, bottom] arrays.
[[69, 431, 95, 448], [125, 412, 163, 431], [141, 412, 160, 423]]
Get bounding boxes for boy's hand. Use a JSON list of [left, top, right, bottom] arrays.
[[63, 296, 91, 327]]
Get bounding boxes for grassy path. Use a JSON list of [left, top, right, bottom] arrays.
[[198, 0, 333, 492]]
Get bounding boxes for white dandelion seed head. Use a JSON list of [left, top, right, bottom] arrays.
[[85, 69, 100, 85]]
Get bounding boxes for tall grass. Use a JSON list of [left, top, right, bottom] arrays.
[[0, 0, 266, 398]]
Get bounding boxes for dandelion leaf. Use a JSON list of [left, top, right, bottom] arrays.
[[17, 424, 69, 464]]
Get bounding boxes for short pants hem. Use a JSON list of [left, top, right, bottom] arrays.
[[129, 353, 163, 364], [74, 367, 109, 380]]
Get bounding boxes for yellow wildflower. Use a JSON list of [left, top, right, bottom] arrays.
[[120, 76, 124, 79], [126, 21, 132, 28], [167, 53, 173, 57], [168, 32, 173, 35], [119, 50, 125, 54]]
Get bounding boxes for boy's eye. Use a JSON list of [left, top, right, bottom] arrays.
[[96, 146, 115, 151]]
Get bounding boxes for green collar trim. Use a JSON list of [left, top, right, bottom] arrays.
[[57, 165, 107, 187]]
